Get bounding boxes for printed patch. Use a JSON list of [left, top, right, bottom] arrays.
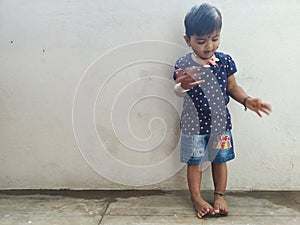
[[193, 136, 205, 157], [213, 134, 232, 150]]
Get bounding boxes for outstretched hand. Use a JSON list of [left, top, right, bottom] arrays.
[[175, 68, 204, 90], [246, 98, 272, 117]]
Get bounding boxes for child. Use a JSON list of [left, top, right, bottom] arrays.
[[173, 3, 272, 219]]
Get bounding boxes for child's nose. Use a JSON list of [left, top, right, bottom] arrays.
[[206, 43, 214, 51], [205, 41, 214, 51]]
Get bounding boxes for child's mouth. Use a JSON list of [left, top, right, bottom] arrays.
[[204, 51, 213, 55]]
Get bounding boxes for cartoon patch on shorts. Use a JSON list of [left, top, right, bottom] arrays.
[[213, 134, 232, 150]]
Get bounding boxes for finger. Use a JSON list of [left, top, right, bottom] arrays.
[[256, 110, 262, 117], [261, 103, 272, 112], [175, 76, 184, 83], [255, 101, 262, 110], [190, 80, 205, 86], [257, 103, 272, 116], [178, 73, 196, 81], [176, 75, 194, 83], [260, 108, 271, 115], [260, 104, 272, 114], [249, 106, 263, 117], [184, 76, 198, 82], [187, 80, 204, 89]]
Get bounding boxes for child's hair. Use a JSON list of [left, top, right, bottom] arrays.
[[184, 3, 222, 38]]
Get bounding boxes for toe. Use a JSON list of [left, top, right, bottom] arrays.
[[197, 208, 208, 218], [208, 207, 215, 215], [201, 209, 208, 215], [220, 207, 228, 215], [197, 212, 202, 219], [214, 204, 220, 214]]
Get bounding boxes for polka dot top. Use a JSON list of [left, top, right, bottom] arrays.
[[173, 52, 237, 135]]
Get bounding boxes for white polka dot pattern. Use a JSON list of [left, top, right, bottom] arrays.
[[173, 52, 237, 135]]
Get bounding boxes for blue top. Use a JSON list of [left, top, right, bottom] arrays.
[[173, 52, 237, 135]]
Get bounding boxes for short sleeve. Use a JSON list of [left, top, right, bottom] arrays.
[[225, 54, 237, 76]]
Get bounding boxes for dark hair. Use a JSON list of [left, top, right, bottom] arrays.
[[184, 3, 222, 38]]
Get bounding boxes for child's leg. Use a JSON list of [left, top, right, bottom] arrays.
[[187, 164, 215, 218], [211, 162, 228, 215]]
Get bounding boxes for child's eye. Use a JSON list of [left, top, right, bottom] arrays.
[[197, 41, 205, 45], [212, 38, 219, 42]]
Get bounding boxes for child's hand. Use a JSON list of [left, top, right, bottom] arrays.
[[175, 68, 204, 90], [246, 98, 272, 117]]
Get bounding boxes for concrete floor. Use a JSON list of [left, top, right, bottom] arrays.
[[0, 190, 299, 225]]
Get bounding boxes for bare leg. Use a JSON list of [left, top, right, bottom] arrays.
[[187, 164, 215, 218], [212, 162, 228, 215]]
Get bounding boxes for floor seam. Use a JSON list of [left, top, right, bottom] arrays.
[[98, 199, 115, 225]]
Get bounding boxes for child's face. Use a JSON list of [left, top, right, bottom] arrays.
[[184, 30, 220, 59]]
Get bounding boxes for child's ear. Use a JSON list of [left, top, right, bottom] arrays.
[[183, 34, 191, 47]]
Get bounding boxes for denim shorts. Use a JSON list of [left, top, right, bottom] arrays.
[[180, 131, 235, 164]]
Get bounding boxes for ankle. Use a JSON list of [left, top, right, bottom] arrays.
[[214, 191, 226, 197], [190, 192, 202, 200]]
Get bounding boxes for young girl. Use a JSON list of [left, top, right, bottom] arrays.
[[173, 3, 271, 219]]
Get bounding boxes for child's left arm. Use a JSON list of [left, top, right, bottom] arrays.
[[227, 75, 272, 117]]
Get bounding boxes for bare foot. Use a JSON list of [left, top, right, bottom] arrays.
[[192, 196, 215, 218], [214, 194, 228, 215]]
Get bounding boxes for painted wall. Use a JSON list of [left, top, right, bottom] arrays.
[[1, 0, 299, 190]]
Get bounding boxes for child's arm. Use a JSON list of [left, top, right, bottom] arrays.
[[227, 75, 272, 117], [173, 68, 204, 97]]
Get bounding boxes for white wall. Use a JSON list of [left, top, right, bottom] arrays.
[[1, 0, 299, 190]]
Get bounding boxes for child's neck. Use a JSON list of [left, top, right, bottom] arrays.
[[192, 52, 216, 66]]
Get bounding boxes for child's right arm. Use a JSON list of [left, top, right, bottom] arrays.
[[173, 68, 204, 97]]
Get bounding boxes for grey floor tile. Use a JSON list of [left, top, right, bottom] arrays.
[[0, 194, 106, 225], [106, 191, 300, 217], [100, 215, 300, 225], [0, 215, 101, 225], [0, 190, 299, 225]]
